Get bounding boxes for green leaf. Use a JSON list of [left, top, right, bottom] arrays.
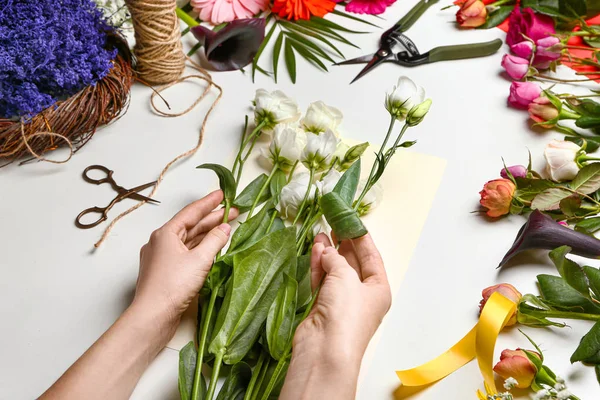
[[266, 273, 298, 360], [253, 359, 289, 400], [233, 174, 270, 213], [197, 164, 236, 204], [565, 136, 600, 153], [295, 20, 360, 49], [321, 191, 368, 240], [571, 320, 600, 363], [549, 246, 591, 297], [206, 261, 232, 292], [223, 206, 275, 265], [296, 254, 312, 310], [584, 265, 600, 300], [576, 116, 600, 129], [215, 362, 252, 400], [270, 169, 288, 202], [572, 163, 600, 194], [333, 159, 361, 205], [272, 32, 284, 83], [178, 341, 203, 400], [209, 227, 297, 364], [288, 39, 328, 72], [331, 9, 381, 28], [284, 31, 334, 63], [559, 195, 582, 216], [514, 177, 555, 201], [310, 16, 368, 34], [279, 20, 344, 58], [537, 274, 600, 313], [576, 216, 600, 235], [531, 187, 571, 210], [477, 6, 514, 29], [284, 39, 296, 84], [253, 22, 278, 82]]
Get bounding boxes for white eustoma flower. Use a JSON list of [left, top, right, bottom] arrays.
[[253, 89, 301, 132], [302, 129, 339, 171], [316, 169, 342, 195], [355, 181, 383, 216], [265, 124, 307, 170], [277, 171, 316, 220], [385, 76, 426, 120], [301, 101, 343, 135], [544, 140, 581, 182]]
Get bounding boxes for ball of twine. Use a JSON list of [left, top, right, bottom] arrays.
[[126, 0, 186, 85]]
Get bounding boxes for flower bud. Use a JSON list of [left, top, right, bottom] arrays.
[[500, 165, 527, 179], [511, 41, 534, 59], [479, 179, 516, 218], [385, 76, 426, 121], [508, 81, 542, 109], [502, 54, 531, 80], [528, 97, 559, 128], [456, 0, 487, 28], [406, 99, 432, 127], [493, 349, 541, 388], [479, 283, 522, 326], [544, 139, 581, 182], [338, 142, 369, 170]]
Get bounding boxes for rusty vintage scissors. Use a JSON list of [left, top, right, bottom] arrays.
[[75, 165, 160, 229], [335, 0, 503, 83]]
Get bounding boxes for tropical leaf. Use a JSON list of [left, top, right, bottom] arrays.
[[310, 16, 369, 34], [284, 31, 334, 63], [295, 19, 360, 49], [288, 39, 328, 71], [252, 22, 278, 82], [284, 39, 297, 83], [331, 9, 381, 28], [278, 20, 344, 58], [272, 31, 285, 82]]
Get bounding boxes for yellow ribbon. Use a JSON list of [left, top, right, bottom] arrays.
[[396, 292, 517, 398]]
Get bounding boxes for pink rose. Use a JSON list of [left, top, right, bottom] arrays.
[[500, 165, 527, 179], [494, 349, 541, 388], [510, 41, 534, 59], [479, 179, 516, 218], [456, 0, 487, 28], [534, 36, 562, 68], [507, 7, 555, 47], [479, 283, 522, 324], [502, 54, 530, 80], [508, 81, 542, 109], [528, 97, 559, 128]]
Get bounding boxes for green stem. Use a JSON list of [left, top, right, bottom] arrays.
[[176, 8, 199, 28], [538, 309, 600, 321], [354, 117, 397, 210], [248, 164, 279, 218], [233, 122, 265, 181], [287, 161, 298, 183], [266, 209, 278, 232], [259, 357, 289, 400], [250, 357, 271, 400], [206, 350, 225, 400], [297, 212, 323, 256], [191, 288, 220, 400], [559, 109, 581, 120], [292, 168, 315, 225], [244, 351, 266, 400], [384, 122, 410, 169]]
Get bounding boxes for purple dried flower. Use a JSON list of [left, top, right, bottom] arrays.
[[500, 165, 527, 179], [499, 210, 600, 267], [0, 0, 117, 119]]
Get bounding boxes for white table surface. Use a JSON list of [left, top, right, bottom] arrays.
[[1, 2, 599, 399]]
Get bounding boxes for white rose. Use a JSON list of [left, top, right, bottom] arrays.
[[544, 140, 581, 182], [265, 124, 307, 170], [385, 76, 426, 120], [316, 169, 342, 195], [355, 181, 383, 216], [254, 89, 301, 132], [301, 101, 343, 135], [301, 129, 339, 171], [277, 171, 316, 220]]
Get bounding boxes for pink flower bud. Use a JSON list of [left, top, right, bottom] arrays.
[[528, 97, 559, 128], [508, 81, 542, 109], [493, 349, 540, 388], [534, 36, 562, 68], [479, 179, 516, 218], [511, 41, 534, 59], [456, 0, 487, 28], [502, 54, 530, 80], [500, 165, 527, 179], [479, 284, 522, 325]]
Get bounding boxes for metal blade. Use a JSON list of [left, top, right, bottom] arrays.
[[350, 52, 388, 84], [333, 53, 375, 66]]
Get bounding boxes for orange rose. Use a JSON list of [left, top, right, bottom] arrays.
[[479, 179, 516, 218], [479, 283, 522, 326], [456, 0, 487, 28], [493, 349, 540, 388]]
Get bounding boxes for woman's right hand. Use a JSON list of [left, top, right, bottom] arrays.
[[280, 233, 392, 400]]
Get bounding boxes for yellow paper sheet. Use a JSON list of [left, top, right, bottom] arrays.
[[166, 145, 447, 388]]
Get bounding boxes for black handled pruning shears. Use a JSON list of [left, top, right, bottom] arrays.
[[335, 0, 503, 84]]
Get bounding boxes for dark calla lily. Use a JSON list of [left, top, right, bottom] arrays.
[[191, 18, 266, 71], [500, 210, 600, 267]]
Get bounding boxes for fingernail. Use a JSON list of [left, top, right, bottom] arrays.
[[218, 223, 231, 236]]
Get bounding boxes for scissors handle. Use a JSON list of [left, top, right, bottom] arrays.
[[75, 206, 109, 229], [393, 0, 439, 32], [83, 165, 115, 185], [428, 39, 503, 63]]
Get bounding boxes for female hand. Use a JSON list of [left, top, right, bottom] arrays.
[[133, 190, 238, 334], [280, 233, 392, 400]]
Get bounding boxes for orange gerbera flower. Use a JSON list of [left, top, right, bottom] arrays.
[[272, 0, 336, 20]]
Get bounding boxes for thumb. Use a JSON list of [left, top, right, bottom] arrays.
[[192, 223, 231, 261]]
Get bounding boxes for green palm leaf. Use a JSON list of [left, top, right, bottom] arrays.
[[288, 39, 328, 71], [310, 16, 369, 34], [278, 20, 344, 58], [252, 22, 278, 81], [295, 19, 360, 49], [272, 31, 285, 82], [284, 31, 334, 63], [284, 39, 296, 83], [331, 9, 381, 28]]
